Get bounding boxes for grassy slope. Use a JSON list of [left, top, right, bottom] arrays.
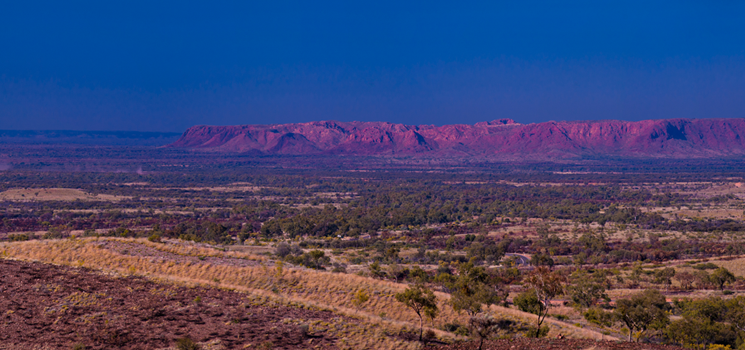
[[0, 238, 612, 348]]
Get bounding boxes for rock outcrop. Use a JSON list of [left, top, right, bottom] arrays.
[[169, 118, 745, 159]]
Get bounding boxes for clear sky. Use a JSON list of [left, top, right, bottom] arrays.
[[1, 1, 744, 132]]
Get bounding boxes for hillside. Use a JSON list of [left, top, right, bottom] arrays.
[[0, 259, 340, 350], [168, 118, 745, 160], [0, 238, 611, 349]]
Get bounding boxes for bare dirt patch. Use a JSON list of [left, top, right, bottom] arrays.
[[0, 188, 127, 201]]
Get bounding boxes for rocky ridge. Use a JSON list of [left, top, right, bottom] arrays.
[[169, 118, 745, 160]]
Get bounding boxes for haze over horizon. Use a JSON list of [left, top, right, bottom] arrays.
[[2, 1, 745, 132]]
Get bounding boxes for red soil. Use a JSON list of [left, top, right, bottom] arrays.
[[430, 338, 685, 350], [0, 259, 340, 350]]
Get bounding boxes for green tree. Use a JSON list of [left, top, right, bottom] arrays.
[[522, 266, 565, 335], [465, 240, 505, 265], [530, 252, 555, 268], [395, 284, 439, 342], [709, 267, 736, 291], [514, 290, 542, 315], [566, 269, 609, 309], [409, 265, 430, 284], [368, 261, 387, 279], [674, 271, 696, 290], [653, 267, 676, 290], [666, 297, 737, 349], [613, 289, 669, 342], [260, 219, 283, 237], [724, 296, 745, 333], [446, 261, 507, 345], [448, 261, 506, 317], [469, 315, 511, 350]]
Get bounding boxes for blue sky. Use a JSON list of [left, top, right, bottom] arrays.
[[1, 1, 744, 132]]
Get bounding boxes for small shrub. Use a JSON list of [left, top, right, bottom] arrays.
[[693, 262, 719, 270], [175, 337, 201, 350], [423, 329, 436, 342], [442, 323, 461, 332], [583, 307, 614, 327], [550, 313, 568, 321], [8, 233, 29, 242], [352, 289, 370, 309], [443, 322, 470, 336], [525, 325, 550, 338], [71, 344, 86, 350], [147, 234, 161, 243], [299, 323, 310, 337], [43, 228, 66, 239], [454, 326, 470, 336], [178, 233, 201, 242], [513, 290, 542, 315], [331, 263, 347, 273]]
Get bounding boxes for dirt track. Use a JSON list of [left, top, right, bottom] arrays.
[[0, 259, 340, 350]]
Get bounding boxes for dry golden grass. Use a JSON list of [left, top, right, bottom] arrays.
[[0, 238, 441, 349], [0, 238, 613, 347], [0, 188, 127, 202], [483, 304, 614, 340], [224, 244, 276, 255], [127, 238, 266, 261], [711, 256, 745, 277]]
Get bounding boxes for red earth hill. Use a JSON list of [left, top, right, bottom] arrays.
[[168, 118, 745, 160]]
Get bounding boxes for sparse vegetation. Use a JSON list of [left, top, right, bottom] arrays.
[[2, 159, 745, 348], [614, 289, 670, 342], [395, 283, 439, 341], [175, 337, 201, 350]]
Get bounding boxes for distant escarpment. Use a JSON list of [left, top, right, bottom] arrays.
[[0, 130, 181, 146], [169, 118, 745, 160]]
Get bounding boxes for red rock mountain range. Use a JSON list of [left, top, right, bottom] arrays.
[[169, 118, 745, 160]]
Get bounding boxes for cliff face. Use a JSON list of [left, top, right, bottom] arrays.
[[169, 118, 745, 159]]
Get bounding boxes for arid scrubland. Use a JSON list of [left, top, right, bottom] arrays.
[[2, 163, 745, 349], [1, 237, 609, 348]]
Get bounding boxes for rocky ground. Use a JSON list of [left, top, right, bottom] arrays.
[[0, 257, 691, 350], [0, 259, 340, 350], [430, 338, 685, 350]]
